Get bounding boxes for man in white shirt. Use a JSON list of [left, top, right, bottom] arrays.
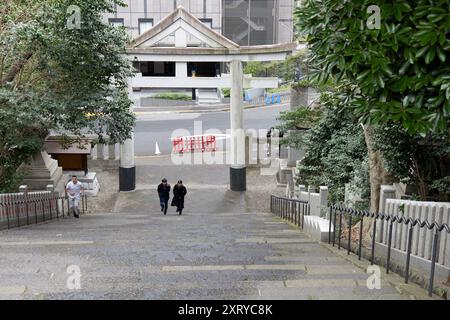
[[65, 175, 84, 218]]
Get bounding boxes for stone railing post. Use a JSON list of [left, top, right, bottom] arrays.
[[379, 185, 397, 213], [19, 185, 28, 195], [286, 171, 294, 198], [108, 144, 116, 160], [319, 186, 328, 218], [307, 185, 315, 204], [298, 185, 306, 201], [377, 185, 397, 242], [96, 144, 105, 160]]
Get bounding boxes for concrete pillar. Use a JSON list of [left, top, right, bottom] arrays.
[[379, 185, 397, 213], [319, 186, 328, 217], [176, 62, 188, 78], [119, 77, 136, 192], [19, 185, 28, 195], [119, 134, 136, 192], [299, 185, 306, 193], [377, 185, 397, 242], [286, 171, 294, 198], [108, 144, 116, 160], [96, 144, 104, 160], [229, 60, 246, 191]]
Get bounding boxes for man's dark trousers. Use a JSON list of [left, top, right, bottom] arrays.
[[160, 197, 169, 214]]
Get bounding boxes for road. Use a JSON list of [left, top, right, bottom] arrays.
[[134, 103, 289, 156]]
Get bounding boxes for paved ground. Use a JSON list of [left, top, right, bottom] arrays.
[[0, 160, 437, 300]]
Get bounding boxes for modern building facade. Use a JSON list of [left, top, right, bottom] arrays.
[[103, 0, 294, 45]]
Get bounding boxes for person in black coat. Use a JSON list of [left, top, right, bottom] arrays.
[[157, 178, 170, 215], [171, 180, 187, 215]]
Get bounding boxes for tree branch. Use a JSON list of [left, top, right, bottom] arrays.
[[0, 52, 33, 86]]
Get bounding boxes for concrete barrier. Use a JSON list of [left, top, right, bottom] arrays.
[[297, 185, 328, 217], [303, 215, 333, 242]]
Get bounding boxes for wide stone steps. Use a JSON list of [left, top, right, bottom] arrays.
[[0, 206, 435, 299]]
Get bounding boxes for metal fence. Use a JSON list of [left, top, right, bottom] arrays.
[[329, 205, 450, 297], [0, 194, 88, 230], [270, 195, 310, 229]]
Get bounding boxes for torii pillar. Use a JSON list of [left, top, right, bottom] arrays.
[[119, 78, 136, 192], [229, 60, 246, 191]]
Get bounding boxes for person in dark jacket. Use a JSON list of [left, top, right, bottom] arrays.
[[157, 178, 170, 215], [171, 180, 187, 215]]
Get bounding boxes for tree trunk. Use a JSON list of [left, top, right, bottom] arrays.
[[362, 124, 395, 213], [0, 52, 33, 86]]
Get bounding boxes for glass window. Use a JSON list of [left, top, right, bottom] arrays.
[[108, 18, 124, 27], [138, 18, 154, 35], [199, 18, 213, 29]]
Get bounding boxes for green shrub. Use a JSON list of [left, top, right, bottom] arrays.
[[267, 85, 291, 94], [152, 93, 192, 101], [221, 88, 231, 98]]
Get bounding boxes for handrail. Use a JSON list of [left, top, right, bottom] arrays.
[[331, 204, 450, 233], [270, 195, 309, 204], [270, 195, 310, 229], [0, 194, 88, 231], [329, 205, 450, 297], [270, 198, 449, 298]]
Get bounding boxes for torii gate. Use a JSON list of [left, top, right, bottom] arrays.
[[119, 6, 295, 192]]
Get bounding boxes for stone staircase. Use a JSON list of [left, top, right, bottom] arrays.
[[197, 88, 222, 106]]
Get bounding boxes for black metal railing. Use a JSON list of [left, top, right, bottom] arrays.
[[0, 194, 88, 231], [270, 195, 310, 229], [329, 205, 450, 297]]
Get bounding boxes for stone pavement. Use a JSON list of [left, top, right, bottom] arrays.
[[0, 159, 438, 300]]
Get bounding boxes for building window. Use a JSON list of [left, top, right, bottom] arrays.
[[199, 18, 213, 29], [108, 18, 124, 27], [188, 62, 220, 77], [137, 62, 176, 77], [138, 18, 154, 35]]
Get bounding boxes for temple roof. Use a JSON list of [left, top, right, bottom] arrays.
[[126, 5, 295, 57]]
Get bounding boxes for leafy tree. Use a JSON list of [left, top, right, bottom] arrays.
[[244, 51, 306, 83], [280, 92, 369, 205], [296, 0, 450, 133], [373, 124, 450, 200], [0, 0, 135, 191], [295, 0, 450, 211]]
